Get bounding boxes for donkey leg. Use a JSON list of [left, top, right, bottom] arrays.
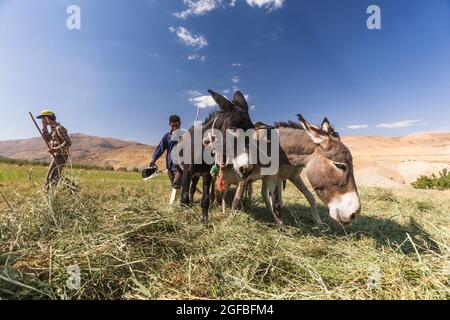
[[232, 181, 246, 211], [189, 176, 200, 206], [290, 175, 323, 226], [246, 181, 253, 201], [201, 174, 212, 223], [210, 176, 216, 205], [221, 184, 229, 214], [181, 167, 192, 206], [261, 180, 272, 211], [277, 179, 284, 207], [266, 179, 283, 225]]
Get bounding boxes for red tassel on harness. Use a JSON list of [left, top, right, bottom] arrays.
[[217, 172, 226, 193]]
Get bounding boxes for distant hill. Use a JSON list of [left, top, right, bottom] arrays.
[[0, 133, 162, 171], [1, 132, 449, 188], [342, 132, 450, 188]]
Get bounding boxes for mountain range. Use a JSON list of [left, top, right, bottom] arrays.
[[1, 132, 449, 189], [0, 133, 160, 171]]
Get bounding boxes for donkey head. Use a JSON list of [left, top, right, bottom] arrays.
[[298, 114, 361, 225], [206, 90, 254, 177]]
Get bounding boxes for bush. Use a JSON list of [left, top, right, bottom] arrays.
[[0, 157, 49, 167], [412, 169, 450, 190]]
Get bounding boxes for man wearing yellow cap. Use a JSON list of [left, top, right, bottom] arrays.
[[36, 110, 72, 189]]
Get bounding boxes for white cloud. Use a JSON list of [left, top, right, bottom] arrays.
[[174, 0, 284, 19], [187, 90, 216, 109], [231, 76, 240, 84], [148, 52, 160, 59], [169, 27, 208, 49], [187, 54, 206, 61], [174, 0, 223, 19], [246, 0, 285, 11], [232, 63, 242, 67], [190, 95, 216, 109], [186, 90, 249, 109], [347, 124, 369, 130], [376, 120, 421, 129]]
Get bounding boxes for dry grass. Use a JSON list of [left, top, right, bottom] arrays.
[[0, 163, 449, 300]]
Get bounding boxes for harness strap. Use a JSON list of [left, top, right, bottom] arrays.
[[208, 116, 226, 167], [209, 116, 219, 143]]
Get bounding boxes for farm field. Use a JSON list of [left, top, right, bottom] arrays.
[[2, 132, 449, 189], [0, 162, 449, 300]]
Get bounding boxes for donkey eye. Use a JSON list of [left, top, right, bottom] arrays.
[[333, 162, 347, 172]]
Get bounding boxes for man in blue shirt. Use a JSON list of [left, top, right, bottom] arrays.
[[150, 115, 183, 204]]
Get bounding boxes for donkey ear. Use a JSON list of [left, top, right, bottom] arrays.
[[321, 117, 340, 138], [232, 91, 249, 113], [297, 114, 329, 145], [297, 114, 321, 131], [321, 118, 332, 132], [208, 89, 234, 111]]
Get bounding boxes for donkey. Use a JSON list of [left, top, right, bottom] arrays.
[[230, 115, 361, 226], [178, 90, 254, 223], [218, 164, 320, 224]]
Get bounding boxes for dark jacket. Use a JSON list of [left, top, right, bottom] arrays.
[[151, 131, 178, 172]]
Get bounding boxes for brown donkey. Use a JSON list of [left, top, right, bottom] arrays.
[[228, 115, 361, 226]]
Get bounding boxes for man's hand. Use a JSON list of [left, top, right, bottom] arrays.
[[41, 117, 49, 128], [48, 148, 58, 155], [41, 121, 50, 138]]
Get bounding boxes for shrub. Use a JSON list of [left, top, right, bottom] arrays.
[[412, 169, 450, 190]]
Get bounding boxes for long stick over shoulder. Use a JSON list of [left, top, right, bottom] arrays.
[[29, 112, 52, 150], [28, 112, 60, 173]]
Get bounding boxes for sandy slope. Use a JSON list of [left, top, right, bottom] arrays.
[[0, 133, 165, 171], [1, 132, 449, 188], [343, 133, 450, 188]]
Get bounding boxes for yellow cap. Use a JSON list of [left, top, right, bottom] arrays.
[[36, 110, 55, 119]]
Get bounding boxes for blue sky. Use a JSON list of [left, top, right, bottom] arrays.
[[0, 0, 449, 144]]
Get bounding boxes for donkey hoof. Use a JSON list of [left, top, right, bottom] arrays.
[[313, 222, 329, 232], [232, 199, 242, 210]]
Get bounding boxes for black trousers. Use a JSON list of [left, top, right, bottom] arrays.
[[168, 167, 183, 189]]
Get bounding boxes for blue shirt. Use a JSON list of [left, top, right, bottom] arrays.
[[151, 131, 178, 172]]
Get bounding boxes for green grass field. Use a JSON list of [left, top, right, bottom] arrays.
[[1, 162, 449, 300]]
